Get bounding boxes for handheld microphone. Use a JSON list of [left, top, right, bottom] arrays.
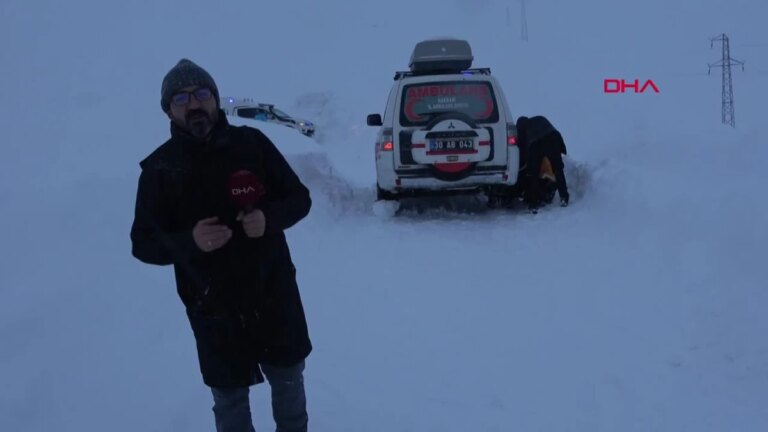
[[227, 169, 265, 213]]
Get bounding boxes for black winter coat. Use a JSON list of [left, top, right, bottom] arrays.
[[130, 113, 312, 387], [516, 115, 570, 204], [517, 115, 567, 159]]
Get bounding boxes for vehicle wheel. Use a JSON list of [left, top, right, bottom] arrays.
[[487, 194, 504, 209], [376, 185, 397, 201], [485, 185, 518, 209], [374, 186, 400, 217]]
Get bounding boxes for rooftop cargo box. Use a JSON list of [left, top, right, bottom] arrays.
[[409, 39, 474, 73]]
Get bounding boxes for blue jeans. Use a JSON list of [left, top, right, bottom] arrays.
[[211, 361, 307, 432]]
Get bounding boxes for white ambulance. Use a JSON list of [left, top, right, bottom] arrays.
[[367, 39, 521, 203]]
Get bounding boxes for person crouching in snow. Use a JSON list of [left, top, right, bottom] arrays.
[[516, 115, 571, 212]]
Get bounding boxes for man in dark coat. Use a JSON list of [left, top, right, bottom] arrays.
[[130, 58, 312, 432], [516, 115, 570, 211]]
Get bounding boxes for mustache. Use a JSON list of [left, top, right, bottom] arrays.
[[186, 109, 210, 122]]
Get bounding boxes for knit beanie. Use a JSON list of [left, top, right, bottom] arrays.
[[160, 58, 219, 112]]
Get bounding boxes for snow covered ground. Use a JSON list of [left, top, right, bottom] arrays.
[[2, 0, 767, 431]]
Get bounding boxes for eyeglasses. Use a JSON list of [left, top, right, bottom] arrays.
[[171, 87, 213, 106]]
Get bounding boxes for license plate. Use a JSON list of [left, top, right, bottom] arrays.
[[429, 139, 474, 152]]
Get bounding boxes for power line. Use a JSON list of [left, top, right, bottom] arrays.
[[520, 0, 529, 42], [708, 34, 745, 128]]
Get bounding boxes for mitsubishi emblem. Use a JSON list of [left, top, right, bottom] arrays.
[[448, 122, 455, 129]]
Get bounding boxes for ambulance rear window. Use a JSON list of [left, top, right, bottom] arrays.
[[400, 81, 498, 127]]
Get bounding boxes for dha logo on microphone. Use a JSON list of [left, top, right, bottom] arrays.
[[227, 170, 265, 208]]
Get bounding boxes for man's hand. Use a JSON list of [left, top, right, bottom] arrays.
[[237, 209, 266, 238], [192, 217, 233, 252]]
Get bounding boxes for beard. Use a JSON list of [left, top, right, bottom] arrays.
[[184, 108, 216, 139]]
